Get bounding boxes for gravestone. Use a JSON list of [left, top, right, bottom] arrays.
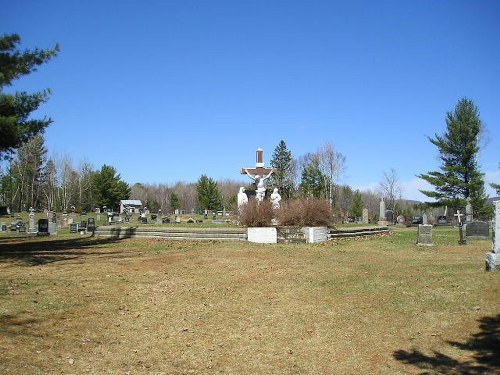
[[1, 222, 6, 233], [466, 221, 490, 240], [87, 218, 96, 233], [29, 213, 36, 234], [417, 224, 433, 246], [48, 222, 57, 235], [38, 219, 49, 236], [378, 198, 387, 225], [485, 200, 500, 271], [68, 217, 74, 225], [422, 213, 428, 225], [18, 222, 26, 233], [362, 208, 369, 224], [465, 199, 473, 223], [385, 210, 394, 224], [437, 215, 448, 225], [396, 215, 405, 225], [70, 223, 78, 233]]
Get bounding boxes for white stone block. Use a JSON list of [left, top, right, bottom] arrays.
[[247, 227, 277, 243]]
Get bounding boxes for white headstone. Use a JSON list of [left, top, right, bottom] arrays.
[[422, 213, 428, 225], [465, 198, 473, 223], [485, 200, 500, 271], [493, 201, 500, 253], [379, 198, 386, 220]]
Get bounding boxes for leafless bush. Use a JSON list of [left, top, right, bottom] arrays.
[[279, 198, 333, 227], [239, 200, 273, 227]]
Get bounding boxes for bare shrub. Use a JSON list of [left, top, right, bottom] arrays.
[[239, 200, 273, 227], [279, 198, 333, 227]]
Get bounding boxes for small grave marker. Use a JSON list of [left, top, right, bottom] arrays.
[[417, 224, 433, 246]]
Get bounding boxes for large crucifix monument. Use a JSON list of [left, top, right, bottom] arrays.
[[241, 148, 275, 202]]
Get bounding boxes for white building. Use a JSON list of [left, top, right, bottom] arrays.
[[120, 200, 143, 214]]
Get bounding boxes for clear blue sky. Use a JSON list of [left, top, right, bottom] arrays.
[[2, 0, 499, 200]]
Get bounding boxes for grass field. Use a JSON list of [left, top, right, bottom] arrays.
[[1, 227, 498, 374]]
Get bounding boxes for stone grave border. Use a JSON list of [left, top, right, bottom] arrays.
[[93, 225, 390, 242]]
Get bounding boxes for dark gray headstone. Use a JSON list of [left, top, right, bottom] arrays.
[[38, 219, 49, 235], [437, 216, 448, 225], [466, 221, 490, 240], [70, 223, 78, 233], [87, 218, 96, 232]]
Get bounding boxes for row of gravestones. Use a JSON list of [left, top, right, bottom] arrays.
[[416, 200, 500, 271], [0, 217, 96, 235], [417, 221, 491, 246]]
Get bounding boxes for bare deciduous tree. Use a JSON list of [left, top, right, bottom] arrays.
[[378, 168, 403, 215]]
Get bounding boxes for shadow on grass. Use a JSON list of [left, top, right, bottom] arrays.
[[0, 235, 128, 266], [393, 314, 500, 374]]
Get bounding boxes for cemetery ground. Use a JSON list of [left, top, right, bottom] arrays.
[[0, 227, 498, 374]]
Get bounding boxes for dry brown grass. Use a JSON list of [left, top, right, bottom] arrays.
[[0, 227, 499, 374]]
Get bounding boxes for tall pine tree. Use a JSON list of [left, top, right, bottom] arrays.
[[269, 140, 294, 199], [418, 98, 489, 218], [196, 175, 222, 211], [0, 34, 59, 158]]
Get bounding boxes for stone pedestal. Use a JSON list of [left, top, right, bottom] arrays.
[[485, 253, 500, 271]]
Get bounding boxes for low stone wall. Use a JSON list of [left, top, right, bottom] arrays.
[[93, 226, 247, 241], [328, 226, 389, 239], [93, 225, 389, 242]]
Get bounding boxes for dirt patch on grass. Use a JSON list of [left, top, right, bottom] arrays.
[[1, 229, 498, 374]]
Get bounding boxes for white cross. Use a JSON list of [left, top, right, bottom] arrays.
[[454, 210, 464, 225]]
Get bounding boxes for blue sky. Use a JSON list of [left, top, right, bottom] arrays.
[[2, 0, 499, 200]]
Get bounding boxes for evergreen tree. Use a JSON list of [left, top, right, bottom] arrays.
[[299, 158, 327, 199], [169, 192, 180, 212], [0, 34, 59, 158], [350, 190, 363, 219], [92, 165, 130, 211], [269, 140, 294, 199], [196, 175, 222, 211], [418, 98, 490, 218]]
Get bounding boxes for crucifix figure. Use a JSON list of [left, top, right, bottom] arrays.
[[241, 148, 275, 203], [454, 210, 467, 245]]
